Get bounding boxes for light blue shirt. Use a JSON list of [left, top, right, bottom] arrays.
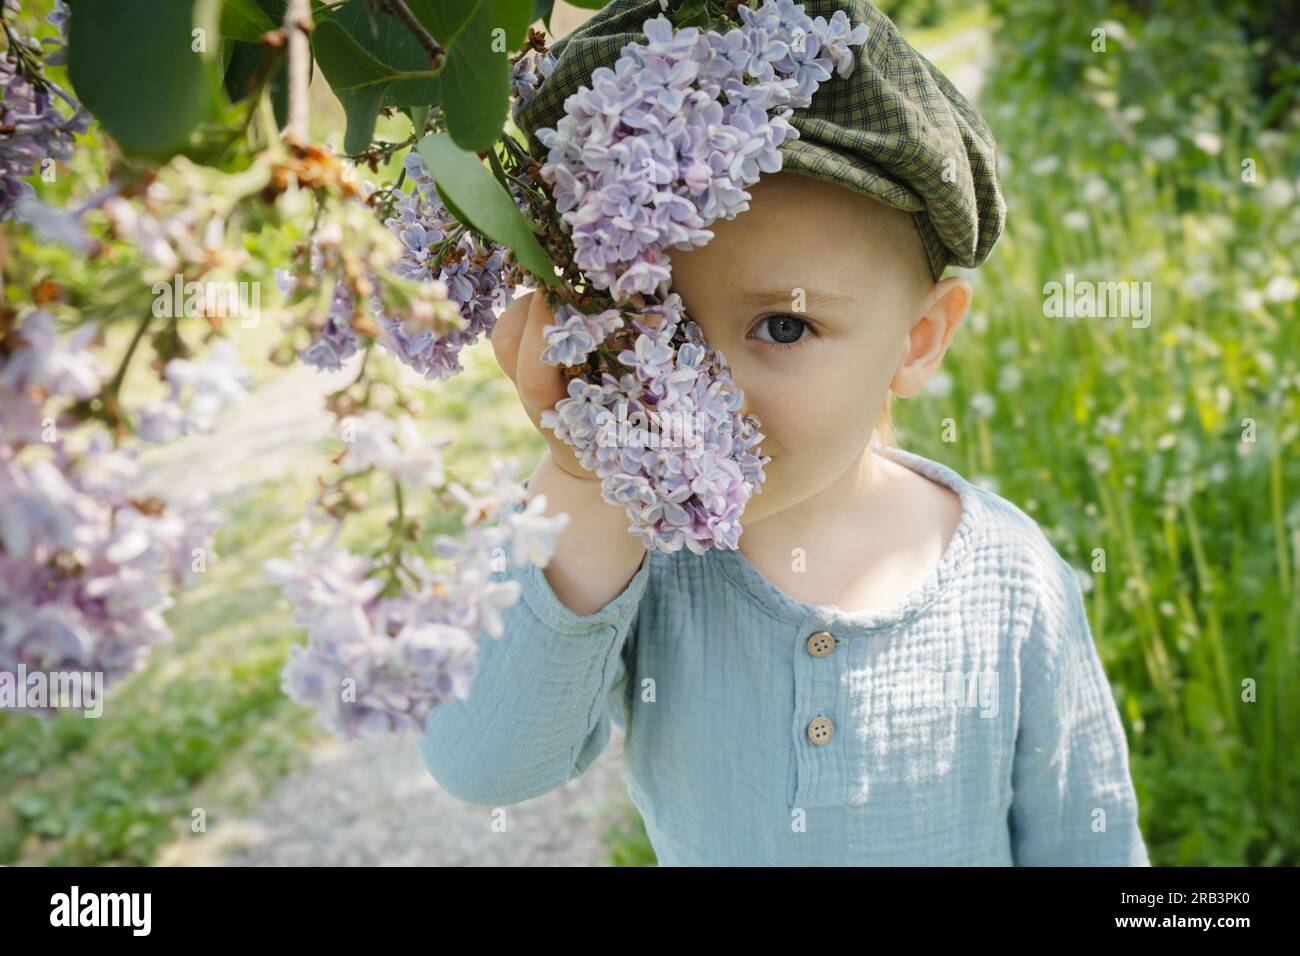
[[417, 444, 1151, 866]]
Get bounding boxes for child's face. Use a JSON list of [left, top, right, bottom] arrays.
[[668, 170, 971, 524]]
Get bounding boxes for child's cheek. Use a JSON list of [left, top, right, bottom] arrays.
[[731, 348, 859, 448]]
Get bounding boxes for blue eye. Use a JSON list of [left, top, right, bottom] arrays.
[[749, 313, 816, 350]]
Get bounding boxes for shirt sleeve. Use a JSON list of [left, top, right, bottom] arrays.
[[1008, 550, 1151, 866], [415, 532, 650, 807]]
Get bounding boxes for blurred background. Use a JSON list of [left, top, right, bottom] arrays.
[[2, 0, 1297, 866]]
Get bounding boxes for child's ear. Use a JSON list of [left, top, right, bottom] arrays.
[[890, 277, 971, 399], [924, 275, 972, 332]]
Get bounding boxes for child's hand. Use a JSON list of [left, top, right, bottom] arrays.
[[490, 290, 596, 482]]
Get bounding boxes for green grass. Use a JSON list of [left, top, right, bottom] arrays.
[[602, 797, 658, 867], [897, 0, 1300, 865], [0, 478, 323, 865], [905, 4, 990, 56]]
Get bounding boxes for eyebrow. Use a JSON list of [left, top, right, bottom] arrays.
[[735, 288, 858, 309]]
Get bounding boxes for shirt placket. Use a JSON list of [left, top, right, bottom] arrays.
[[790, 608, 856, 808]]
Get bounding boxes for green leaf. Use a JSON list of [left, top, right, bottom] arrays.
[[321, 0, 442, 106], [222, 41, 291, 128], [311, 1, 441, 154], [222, 1, 306, 130], [531, 0, 555, 33], [309, 26, 407, 155], [668, 0, 712, 29], [432, 180, 474, 233], [404, 105, 430, 136], [417, 132, 560, 288], [220, 0, 275, 42], [563, 0, 609, 7], [416, 0, 532, 152], [494, 0, 535, 48], [67, 0, 226, 159]]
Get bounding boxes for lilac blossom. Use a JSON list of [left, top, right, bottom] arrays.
[[812, 9, 870, 78], [537, 292, 769, 554], [336, 411, 451, 489], [12, 195, 93, 252], [273, 232, 365, 373], [516, 2, 866, 553], [509, 47, 556, 119], [534, 1, 867, 301], [539, 303, 623, 367], [264, 451, 568, 741], [45, 0, 68, 36], [135, 339, 250, 442], [0, 6, 88, 220], [0, 308, 101, 448], [374, 151, 518, 379], [0, 309, 222, 716], [274, 165, 465, 377]]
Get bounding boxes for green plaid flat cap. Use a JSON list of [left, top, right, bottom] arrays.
[[515, 0, 1006, 281]]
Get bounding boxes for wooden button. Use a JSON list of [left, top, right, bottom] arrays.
[[807, 715, 834, 745], [806, 630, 836, 657]]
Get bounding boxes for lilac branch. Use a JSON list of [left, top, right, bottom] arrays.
[[283, 0, 313, 143]]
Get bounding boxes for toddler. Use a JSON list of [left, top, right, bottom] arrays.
[[417, 0, 1150, 866]]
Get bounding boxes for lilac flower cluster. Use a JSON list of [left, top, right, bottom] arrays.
[[136, 340, 252, 443], [535, 0, 869, 300], [525, 2, 868, 553], [509, 47, 556, 122], [0, 0, 89, 220], [264, 421, 568, 740], [0, 310, 221, 715], [273, 221, 369, 372], [0, 308, 100, 445], [540, 302, 623, 366], [540, 293, 769, 552], [377, 151, 517, 379], [278, 151, 518, 379]]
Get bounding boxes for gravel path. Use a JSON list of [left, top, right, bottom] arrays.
[[133, 357, 358, 503], [161, 726, 633, 866]]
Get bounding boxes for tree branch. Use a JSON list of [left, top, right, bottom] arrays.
[[385, 0, 443, 65], [283, 0, 314, 144]]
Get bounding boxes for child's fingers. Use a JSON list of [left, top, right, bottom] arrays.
[[489, 289, 532, 385], [516, 294, 596, 478], [491, 290, 593, 479], [516, 289, 569, 415]]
